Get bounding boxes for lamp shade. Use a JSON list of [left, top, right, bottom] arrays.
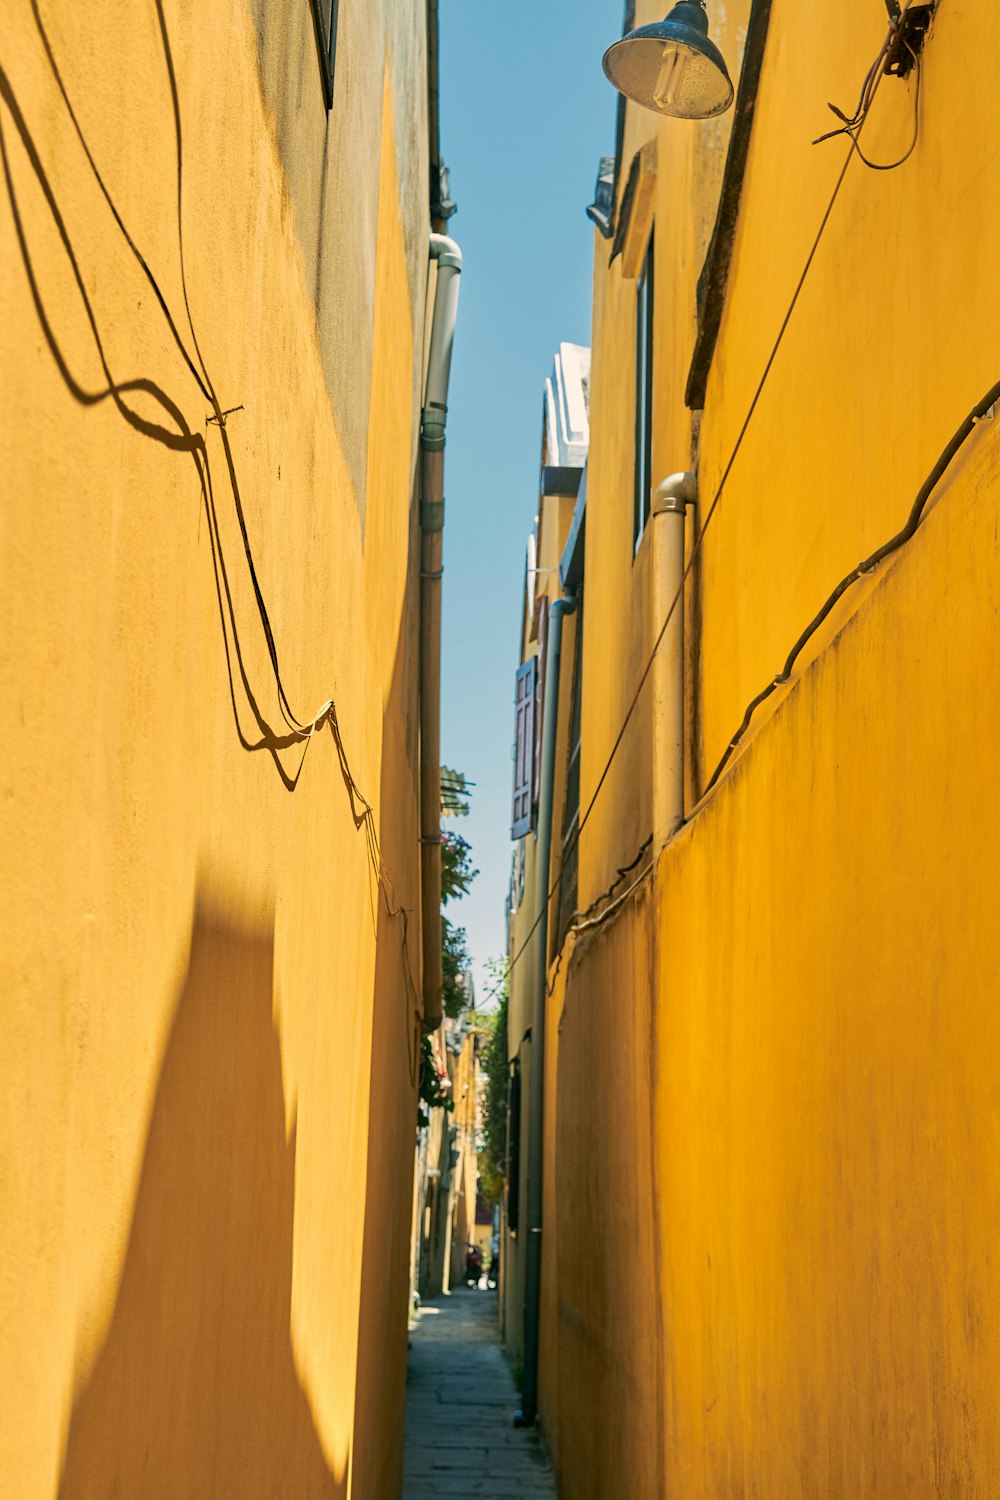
[[603, 1, 734, 120]]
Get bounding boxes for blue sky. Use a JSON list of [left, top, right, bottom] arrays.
[[438, 0, 622, 1000]]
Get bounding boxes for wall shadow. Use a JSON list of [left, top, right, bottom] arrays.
[[58, 909, 346, 1500]]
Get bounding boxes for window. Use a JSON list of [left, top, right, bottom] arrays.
[[511, 657, 537, 839], [634, 229, 654, 548], [309, 0, 340, 108]]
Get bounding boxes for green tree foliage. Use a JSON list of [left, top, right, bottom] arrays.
[[441, 829, 478, 905], [440, 796, 478, 1022], [442, 915, 472, 1021], [478, 958, 510, 1204], [418, 1034, 452, 1121]]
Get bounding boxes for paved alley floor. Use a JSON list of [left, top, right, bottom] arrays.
[[402, 1287, 557, 1498]]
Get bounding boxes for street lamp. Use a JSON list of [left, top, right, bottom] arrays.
[[603, 1, 734, 119]]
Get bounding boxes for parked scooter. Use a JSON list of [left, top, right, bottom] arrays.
[[464, 1243, 484, 1287]]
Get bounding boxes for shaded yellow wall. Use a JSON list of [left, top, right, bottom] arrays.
[[503, 486, 578, 1364], [418, 1064, 454, 1300], [536, 0, 1000, 1494], [0, 2, 428, 1496]]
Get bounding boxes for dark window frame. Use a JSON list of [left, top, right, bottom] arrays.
[[309, 0, 340, 109], [634, 227, 655, 549], [511, 658, 538, 839], [506, 1060, 521, 1235]]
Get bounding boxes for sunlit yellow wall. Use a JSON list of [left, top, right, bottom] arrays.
[[650, 427, 1000, 1496], [0, 2, 429, 1497], [448, 1026, 480, 1287], [695, 0, 1000, 786], [541, 0, 1000, 1494], [579, 0, 747, 906], [417, 1023, 481, 1297]]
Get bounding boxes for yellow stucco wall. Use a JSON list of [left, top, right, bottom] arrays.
[[448, 1026, 481, 1286], [536, 0, 1000, 1494], [697, 0, 1000, 786], [579, 0, 748, 906], [0, 2, 428, 1496], [503, 485, 579, 1364]]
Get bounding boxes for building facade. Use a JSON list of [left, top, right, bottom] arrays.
[[506, 1, 1000, 1494], [503, 341, 590, 1366], [414, 994, 486, 1300], [0, 2, 455, 1496]]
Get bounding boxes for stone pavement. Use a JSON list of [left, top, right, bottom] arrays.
[[402, 1287, 557, 1498]]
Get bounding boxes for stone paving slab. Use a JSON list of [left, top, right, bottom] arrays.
[[402, 1288, 557, 1498]]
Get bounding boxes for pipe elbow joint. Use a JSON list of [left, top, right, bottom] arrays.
[[653, 471, 698, 516], [429, 232, 463, 272]]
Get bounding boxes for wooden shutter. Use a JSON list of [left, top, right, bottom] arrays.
[[511, 658, 537, 838]]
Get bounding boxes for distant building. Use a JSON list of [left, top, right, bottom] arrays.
[[503, 341, 590, 1362], [414, 980, 487, 1299]]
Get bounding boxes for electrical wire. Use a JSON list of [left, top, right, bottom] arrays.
[[507, 0, 922, 982], [814, 30, 922, 173], [813, 16, 898, 147], [512, 835, 655, 1045], [559, 836, 653, 943], [30, 0, 344, 749], [548, 839, 655, 1004], [704, 378, 1000, 795]]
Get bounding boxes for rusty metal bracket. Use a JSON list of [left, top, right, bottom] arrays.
[[884, 2, 935, 78]]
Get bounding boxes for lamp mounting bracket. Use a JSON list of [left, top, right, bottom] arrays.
[[883, 1, 935, 78]]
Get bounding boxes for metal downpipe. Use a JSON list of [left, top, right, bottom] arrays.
[[652, 471, 696, 852], [419, 234, 462, 1034]]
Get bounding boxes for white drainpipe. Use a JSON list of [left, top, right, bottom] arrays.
[[651, 471, 697, 853], [419, 233, 462, 1033]]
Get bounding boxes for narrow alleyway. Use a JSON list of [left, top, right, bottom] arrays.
[[402, 1289, 557, 1498]]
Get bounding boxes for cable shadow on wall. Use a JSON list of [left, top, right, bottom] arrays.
[[1, 0, 421, 1041], [3, 2, 424, 1003], [57, 908, 348, 1500], [0, 60, 313, 791], [3, 0, 375, 802]]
